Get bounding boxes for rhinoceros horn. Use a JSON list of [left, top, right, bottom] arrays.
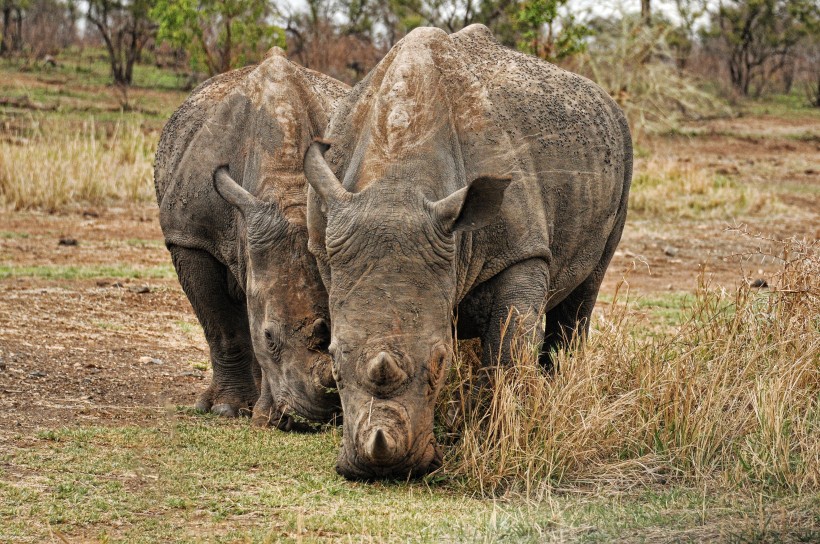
[[366, 427, 397, 463], [366, 351, 406, 386]]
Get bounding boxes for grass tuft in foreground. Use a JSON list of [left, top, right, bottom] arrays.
[[441, 237, 819, 499]]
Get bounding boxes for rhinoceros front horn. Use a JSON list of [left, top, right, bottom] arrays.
[[366, 351, 407, 386], [366, 427, 397, 463], [303, 141, 350, 205]]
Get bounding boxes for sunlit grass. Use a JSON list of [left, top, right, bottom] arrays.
[[0, 118, 156, 211], [0, 263, 175, 280]]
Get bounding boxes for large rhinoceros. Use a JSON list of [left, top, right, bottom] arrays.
[[304, 25, 632, 478], [155, 49, 349, 429]]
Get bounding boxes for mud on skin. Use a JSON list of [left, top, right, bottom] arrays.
[[305, 25, 632, 479], [154, 48, 349, 429]]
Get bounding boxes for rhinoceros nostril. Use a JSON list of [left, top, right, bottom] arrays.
[[366, 351, 406, 386], [365, 427, 397, 463]]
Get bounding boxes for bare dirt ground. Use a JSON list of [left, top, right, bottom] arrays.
[[1, 114, 818, 444]]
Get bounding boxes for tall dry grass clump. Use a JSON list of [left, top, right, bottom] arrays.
[[0, 118, 155, 211], [440, 237, 819, 498]]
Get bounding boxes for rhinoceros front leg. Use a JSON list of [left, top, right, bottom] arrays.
[[169, 246, 260, 417], [478, 258, 550, 368]]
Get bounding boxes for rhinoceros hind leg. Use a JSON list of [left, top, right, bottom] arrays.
[[541, 228, 625, 372], [540, 273, 603, 373], [169, 245, 260, 417]]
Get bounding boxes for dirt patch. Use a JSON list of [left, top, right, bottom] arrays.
[[0, 208, 207, 440], [1, 114, 818, 439], [0, 276, 205, 440]]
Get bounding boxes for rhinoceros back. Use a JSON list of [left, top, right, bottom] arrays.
[[155, 53, 348, 272], [450, 24, 632, 299]]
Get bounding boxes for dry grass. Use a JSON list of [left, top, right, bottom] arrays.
[[440, 236, 819, 499], [630, 157, 772, 218], [578, 16, 731, 138], [0, 118, 156, 211]]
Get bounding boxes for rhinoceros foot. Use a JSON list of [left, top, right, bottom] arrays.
[[194, 380, 257, 418]]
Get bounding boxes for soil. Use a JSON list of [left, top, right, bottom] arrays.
[[1, 114, 818, 441]]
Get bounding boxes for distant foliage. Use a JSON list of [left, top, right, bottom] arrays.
[[515, 0, 590, 61], [704, 0, 819, 96], [85, 0, 157, 86], [152, 0, 286, 76], [579, 15, 731, 136]]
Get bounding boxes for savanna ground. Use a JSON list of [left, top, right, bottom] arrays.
[[0, 51, 818, 542]]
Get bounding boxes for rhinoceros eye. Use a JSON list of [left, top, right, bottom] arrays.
[[263, 326, 283, 358]]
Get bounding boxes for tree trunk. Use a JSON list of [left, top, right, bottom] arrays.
[[1, 7, 10, 55], [221, 16, 232, 73], [641, 0, 651, 26], [12, 6, 21, 51]]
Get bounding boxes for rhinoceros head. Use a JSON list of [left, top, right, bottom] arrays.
[[304, 142, 510, 478], [214, 166, 339, 428]]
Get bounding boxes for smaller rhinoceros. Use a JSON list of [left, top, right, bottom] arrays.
[[154, 49, 349, 429]]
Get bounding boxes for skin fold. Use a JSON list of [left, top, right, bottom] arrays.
[[155, 48, 349, 430], [304, 25, 632, 479]]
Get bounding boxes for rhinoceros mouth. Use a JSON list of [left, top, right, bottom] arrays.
[[271, 401, 342, 433], [336, 434, 441, 480]]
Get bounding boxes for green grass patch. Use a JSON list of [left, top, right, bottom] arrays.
[[0, 263, 175, 280], [92, 320, 124, 331], [2, 420, 816, 542], [743, 91, 820, 119], [0, 231, 30, 239], [125, 238, 165, 249], [0, 47, 189, 121]]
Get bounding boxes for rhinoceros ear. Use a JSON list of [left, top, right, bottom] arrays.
[[431, 175, 512, 233], [213, 166, 264, 217], [303, 140, 350, 205]]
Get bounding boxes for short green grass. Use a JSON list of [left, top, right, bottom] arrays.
[[598, 292, 695, 331], [0, 263, 175, 280], [743, 91, 820, 119], [93, 320, 124, 331], [0, 231, 30, 239], [2, 418, 816, 542], [0, 47, 189, 123]]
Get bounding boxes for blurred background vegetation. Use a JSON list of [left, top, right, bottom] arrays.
[[1, 0, 817, 210], [0, 0, 817, 109]]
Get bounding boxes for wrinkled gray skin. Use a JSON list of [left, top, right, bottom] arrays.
[[155, 49, 349, 429], [304, 26, 632, 478]]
